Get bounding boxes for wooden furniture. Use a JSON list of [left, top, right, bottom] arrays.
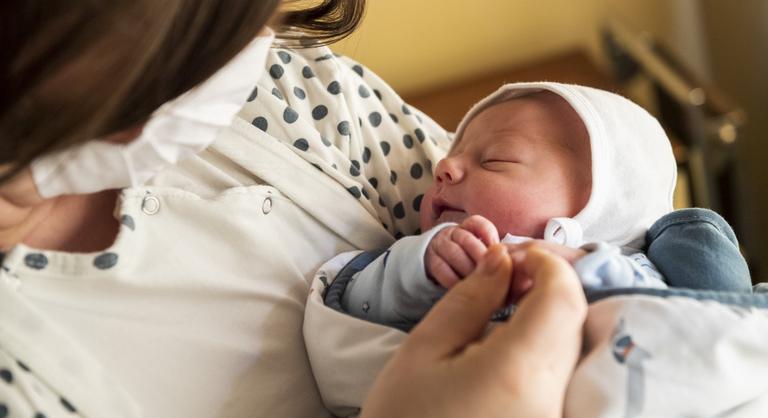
[[404, 49, 617, 132]]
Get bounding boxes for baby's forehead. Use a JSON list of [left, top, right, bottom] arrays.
[[452, 92, 588, 152]]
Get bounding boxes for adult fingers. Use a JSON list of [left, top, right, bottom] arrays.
[[405, 244, 512, 361], [485, 248, 586, 372], [460, 215, 500, 246]]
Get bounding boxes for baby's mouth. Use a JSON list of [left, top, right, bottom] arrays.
[[437, 209, 468, 224], [433, 199, 468, 224]]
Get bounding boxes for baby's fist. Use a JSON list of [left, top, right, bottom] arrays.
[[425, 215, 499, 288]]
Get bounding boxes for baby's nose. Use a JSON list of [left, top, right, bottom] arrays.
[[435, 158, 463, 184]]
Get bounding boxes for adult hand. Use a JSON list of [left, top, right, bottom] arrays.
[[505, 240, 587, 302], [425, 215, 499, 288], [362, 244, 587, 418]]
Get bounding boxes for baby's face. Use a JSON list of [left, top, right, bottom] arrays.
[[420, 91, 591, 238]]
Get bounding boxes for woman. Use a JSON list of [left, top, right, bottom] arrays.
[[0, 1, 586, 417]]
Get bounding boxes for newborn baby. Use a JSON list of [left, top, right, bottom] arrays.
[[323, 82, 678, 331]]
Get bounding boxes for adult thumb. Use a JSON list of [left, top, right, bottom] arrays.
[[406, 244, 512, 360]]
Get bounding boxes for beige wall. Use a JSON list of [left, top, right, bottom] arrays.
[[332, 1, 709, 96], [332, 0, 602, 95]]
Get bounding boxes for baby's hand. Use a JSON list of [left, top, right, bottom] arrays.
[[425, 215, 499, 288]]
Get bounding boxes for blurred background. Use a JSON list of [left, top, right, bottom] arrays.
[[332, 0, 768, 283]]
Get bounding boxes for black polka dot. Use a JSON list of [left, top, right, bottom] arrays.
[[358, 85, 370, 98], [338, 121, 350, 136], [374, 89, 382, 100], [415, 128, 425, 143], [352, 64, 364, 77], [414, 228, 422, 235], [120, 214, 135, 231], [361, 188, 370, 199], [379, 196, 386, 207], [347, 186, 362, 198], [349, 161, 361, 176], [293, 86, 306, 99], [277, 50, 291, 64], [312, 105, 328, 120], [403, 134, 414, 148], [327, 81, 341, 94], [252, 117, 268, 131], [332, 163, 338, 169], [380, 141, 391, 156], [358, 117, 363, 127], [369, 177, 378, 188], [390, 113, 398, 123], [247, 86, 258, 102], [283, 107, 299, 123], [321, 136, 332, 146], [293, 138, 309, 151], [94, 253, 118, 270], [413, 194, 424, 211], [34, 413, 46, 418], [302, 66, 315, 78], [269, 64, 284, 79], [0, 369, 12, 384], [362, 147, 372, 163], [0, 404, 8, 418], [426, 159, 433, 172], [390, 170, 398, 184], [271, 88, 284, 100], [395, 231, 405, 239], [430, 136, 438, 145], [415, 113, 423, 123], [60, 397, 76, 413], [316, 54, 333, 61], [24, 253, 47, 270], [368, 112, 382, 127], [410, 163, 423, 179], [402, 104, 411, 115]]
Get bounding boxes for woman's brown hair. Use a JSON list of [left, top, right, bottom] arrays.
[[0, 0, 365, 182]]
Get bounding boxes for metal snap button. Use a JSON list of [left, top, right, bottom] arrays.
[[142, 195, 161, 215], [262, 197, 273, 214]]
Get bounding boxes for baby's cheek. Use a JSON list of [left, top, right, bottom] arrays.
[[419, 187, 437, 231]]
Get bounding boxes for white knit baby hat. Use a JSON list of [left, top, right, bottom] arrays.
[[453, 82, 677, 250]]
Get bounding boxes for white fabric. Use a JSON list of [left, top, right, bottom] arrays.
[[454, 83, 677, 250], [30, 31, 276, 198], [306, 263, 768, 417], [544, 217, 584, 247], [574, 243, 667, 288], [501, 217, 584, 247], [565, 296, 768, 417], [2, 43, 451, 417], [305, 254, 407, 417]]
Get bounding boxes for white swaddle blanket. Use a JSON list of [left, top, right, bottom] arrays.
[[304, 257, 768, 417]]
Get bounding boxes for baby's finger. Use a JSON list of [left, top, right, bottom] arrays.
[[433, 236, 476, 277], [426, 247, 462, 288], [460, 215, 500, 246], [451, 227, 487, 264]]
